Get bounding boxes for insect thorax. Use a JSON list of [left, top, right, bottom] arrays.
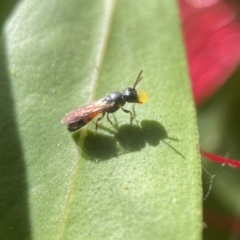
[[103, 91, 125, 113]]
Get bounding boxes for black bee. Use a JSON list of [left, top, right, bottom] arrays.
[[62, 70, 148, 134]]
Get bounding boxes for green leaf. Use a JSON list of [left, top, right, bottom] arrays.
[[0, 0, 202, 239]]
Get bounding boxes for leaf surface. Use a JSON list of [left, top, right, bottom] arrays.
[[0, 0, 202, 239]]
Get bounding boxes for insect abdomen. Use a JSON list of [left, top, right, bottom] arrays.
[[67, 115, 94, 132], [67, 120, 87, 132], [66, 111, 101, 132]]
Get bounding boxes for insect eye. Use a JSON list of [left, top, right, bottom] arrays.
[[137, 90, 148, 104]]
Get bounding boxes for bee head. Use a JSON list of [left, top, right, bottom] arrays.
[[122, 88, 148, 104], [122, 70, 148, 104]]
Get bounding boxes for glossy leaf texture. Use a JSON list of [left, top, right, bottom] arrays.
[[0, 0, 201, 239]]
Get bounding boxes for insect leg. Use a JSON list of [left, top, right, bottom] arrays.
[[95, 112, 105, 136], [120, 106, 134, 117], [107, 113, 117, 132], [120, 106, 139, 124]]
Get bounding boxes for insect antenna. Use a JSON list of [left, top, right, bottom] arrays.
[[133, 70, 143, 89]]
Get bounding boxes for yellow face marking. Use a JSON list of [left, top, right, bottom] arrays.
[[137, 90, 148, 104]]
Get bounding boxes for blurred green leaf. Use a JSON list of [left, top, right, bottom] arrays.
[[0, 0, 202, 239]]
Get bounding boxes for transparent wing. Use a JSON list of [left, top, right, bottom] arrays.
[[61, 98, 111, 125]]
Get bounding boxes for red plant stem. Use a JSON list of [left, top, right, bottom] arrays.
[[201, 150, 240, 168]]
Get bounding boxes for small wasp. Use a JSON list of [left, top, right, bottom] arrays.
[[62, 70, 148, 134]]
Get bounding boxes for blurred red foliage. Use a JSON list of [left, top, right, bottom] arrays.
[[179, 0, 240, 168], [179, 0, 240, 106]]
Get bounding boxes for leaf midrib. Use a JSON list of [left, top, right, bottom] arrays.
[[56, 0, 117, 239]]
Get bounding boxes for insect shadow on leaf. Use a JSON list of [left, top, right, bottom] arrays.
[[71, 120, 184, 161]]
